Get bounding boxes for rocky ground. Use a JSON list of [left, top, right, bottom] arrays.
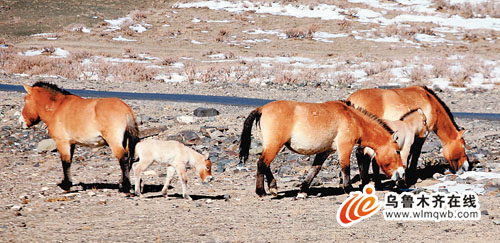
[[1, 75, 500, 242]]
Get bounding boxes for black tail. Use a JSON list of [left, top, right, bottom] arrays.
[[123, 114, 140, 167], [239, 109, 262, 164]]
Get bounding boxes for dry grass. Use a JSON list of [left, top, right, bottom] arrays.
[[434, 0, 500, 18], [382, 23, 436, 40], [407, 66, 431, 85], [0, 48, 80, 79], [216, 30, 229, 42], [285, 24, 319, 39]]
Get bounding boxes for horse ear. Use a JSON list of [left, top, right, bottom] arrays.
[[392, 131, 399, 142], [458, 129, 466, 138], [23, 84, 32, 94], [202, 151, 210, 160]]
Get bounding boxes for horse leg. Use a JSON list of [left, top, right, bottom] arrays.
[[56, 141, 74, 191], [404, 136, 426, 187], [256, 146, 281, 197], [109, 143, 131, 193], [371, 158, 382, 189], [131, 156, 153, 197], [161, 166, 176, 197], [297, 151, 331, 198], [356, 146, 371, 189], [175, 164, 191, 200], [338, 142, 355, 194]]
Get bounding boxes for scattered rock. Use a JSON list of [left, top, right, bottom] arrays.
[[11, 205, 22, 211], [139, 125, 168, 139], [193, 107, 219, 117], [36, 139, 57, 153], [484, 178, 500, 193], [176, 115, 197, 124], [432, 173, 443, 180], [179, 130, 200, 145]]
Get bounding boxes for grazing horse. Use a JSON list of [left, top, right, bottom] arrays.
[[347, 86, 469, 186], [132, 139, 213, 200], [239, 100, 405, 198], [21, 82, 139, 193], [360, 109, 428, 188]]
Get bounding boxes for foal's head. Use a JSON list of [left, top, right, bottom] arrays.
[[196, 152, 213, 183], [401, 109, 428, 138], [443, 130, 469, 172]]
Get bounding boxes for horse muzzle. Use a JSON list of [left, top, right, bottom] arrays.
[[456, 160, 469, 175], [202, 175, 214, 184], [391, 167, 405, 181], [19, 116, 28, 129]]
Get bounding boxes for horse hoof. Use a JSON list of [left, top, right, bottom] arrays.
[[57, 181, 72, 191], [343, 185, 354, 194], [119, 184, 131, 193], [397, 180, 409, 189], [256, 188, 267, 197], [296, 192, 307, 199], [269, 188, 278, 197]]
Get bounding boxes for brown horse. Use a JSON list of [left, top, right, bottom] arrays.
[[21, 82, 139, 193], [347, 86, 468, 186], [239, 100, 404, 198]]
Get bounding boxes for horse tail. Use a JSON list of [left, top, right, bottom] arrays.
[[239, 108, 262, 164], [123, 114, 140, 166]]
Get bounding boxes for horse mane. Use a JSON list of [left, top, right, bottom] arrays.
[[32, 81, 72, 96], [340, 100, 394, 135], [421, 86, 459, 130], [399, 109, 420, 121]]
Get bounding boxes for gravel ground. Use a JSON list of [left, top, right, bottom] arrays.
[[0, 76, 500, 242]]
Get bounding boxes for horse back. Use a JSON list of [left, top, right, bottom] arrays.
[[347, 86, 435, 129], [52, 97, 135, 144], [258, 100, 353, 154]]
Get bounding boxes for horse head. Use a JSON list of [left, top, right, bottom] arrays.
[[374, 132, 405, 181], [21, 84, 41, 128], [443, 130, 469, 173], [198, 152, 213, 183]]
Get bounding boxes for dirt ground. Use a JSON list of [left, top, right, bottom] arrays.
[[1, 0, 500, 242], [1, 79, 500, 242]]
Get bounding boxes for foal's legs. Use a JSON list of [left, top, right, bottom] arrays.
[[404, 136, 426, 187], [131, 156, 154, 196], [371, 159, 382, 189], [161, 166, 176, 197], [174, 163, 191, 200], [256, 145, 281, 197], [356, 146, 372, 189], [56, 141, 75, 191], [297, 151, 331, 198]]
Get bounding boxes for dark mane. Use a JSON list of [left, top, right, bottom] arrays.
[[32, 81, 72, 95], [422, 86, 459, 130], [399, 109, 420, 121], [340, 100, 394, 134]]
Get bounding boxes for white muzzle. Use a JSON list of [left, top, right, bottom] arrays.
[[391, 167, 405, 181]]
